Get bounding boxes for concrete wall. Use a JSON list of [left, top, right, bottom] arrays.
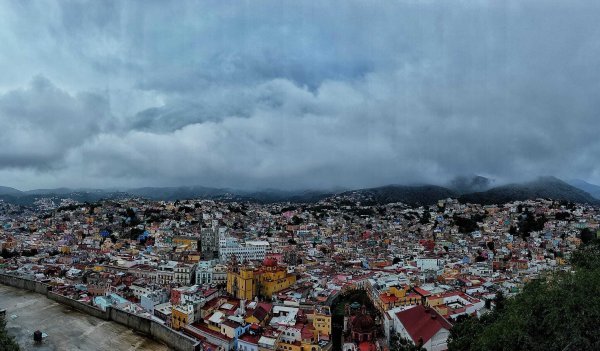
[[109, 307, 200, 351], [47, 291, 110, 320], [151, 321, 202, 351], [0, 274, 201, 351], [0, 273, 50, 295], [109, 307, 152, 334]]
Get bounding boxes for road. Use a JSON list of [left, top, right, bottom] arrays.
[[0, 284, 170, 351]]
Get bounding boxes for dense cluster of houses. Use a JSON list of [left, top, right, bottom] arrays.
[[1, 194, 596, 351]]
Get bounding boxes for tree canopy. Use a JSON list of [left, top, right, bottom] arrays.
[[448, 239, 600, 351], [390, 331, 424, 351], [0, 317, 20, 351]]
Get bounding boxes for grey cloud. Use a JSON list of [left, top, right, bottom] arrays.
[[1, 1, 600, 190], [0, 76, 110, 170]]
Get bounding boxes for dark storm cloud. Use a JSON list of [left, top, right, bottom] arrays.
[[0, 76, 110, 169], [1, 0, 600, 189]]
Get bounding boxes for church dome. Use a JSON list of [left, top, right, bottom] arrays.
[[263, 256, 277, 267], [351, 310, 375, 333]]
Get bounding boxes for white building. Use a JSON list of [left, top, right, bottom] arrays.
[[416, 258, 441, 271], [219, 240, 270, 263], [130, 282, 152, 299], [196, 260, 215, 285], [238, 336, 259, 351]]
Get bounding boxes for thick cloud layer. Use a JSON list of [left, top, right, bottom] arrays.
[[1, 0, 600, 190]]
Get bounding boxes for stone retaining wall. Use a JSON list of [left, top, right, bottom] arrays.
[[0, 273, 50, 295], [47, 291, 110, 320], [0, 273, 201, 351]]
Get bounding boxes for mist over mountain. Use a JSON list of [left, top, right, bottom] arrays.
[[1, 176, 598, 207], [459, 176, 598, 205], [0, 186, 22, 196], [0, 186, 336, 206], [447, 175, 493, 195], [568, 179, 600, 200], [341, 185, 457, 206], [336, 176, 597, 206], [126, 186, 232, 201], [24, 187, 86, 195]]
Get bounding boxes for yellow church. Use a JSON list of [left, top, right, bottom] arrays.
[[227, 262, 256, 300], [227, 256, 296, 300]]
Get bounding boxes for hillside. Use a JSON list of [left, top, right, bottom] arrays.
[[1, 177, 599, 207], [459, 176, 598, 205], [568, 179, 600, 200], [0, 186, 22, 196], [342, 185, 457, 205], [126, 186, 231, 200], [448, 175, 493, 194], [236, 189, 334, 204]]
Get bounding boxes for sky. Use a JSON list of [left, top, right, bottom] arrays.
[[1, 0, 600, 191]]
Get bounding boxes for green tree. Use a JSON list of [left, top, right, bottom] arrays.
[[494, 291, 505, 311], [448, 313, 497, 351], [420, 209, 431, 224], [580, 228, 595, 244], [290, 215, 303, 225], [448, 240, 600, 351], [571, 238, 600, 270], [0, 317, 20, 351], [390, 332, 424, 351]]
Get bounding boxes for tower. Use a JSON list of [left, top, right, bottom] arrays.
[[226, 255, 256, 300]]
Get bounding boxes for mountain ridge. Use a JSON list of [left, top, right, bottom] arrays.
[[340, 185, 457, 205], [447, 175, 493, 194], [0, 176, 598, 206], [459, 176, 598, 205], [0, 186, 23, 196], [567, 179, 600, 200]]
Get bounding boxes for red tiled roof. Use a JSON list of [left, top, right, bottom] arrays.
[[413, 287, 432, 297], [203, 297, 222, 309], [395, 305, 452, 344], [379, 293, 398, 304], [222, 320, 240, 328], [251, 306, 269, 322], [359, 341, 376, 351], [203, 288, 218, 297], [189, 322, 233, 341], [201, 341, 221, 351], [257, 302, 273, 312], [301, 325, 314, 339], [239, 333, 260, 344]]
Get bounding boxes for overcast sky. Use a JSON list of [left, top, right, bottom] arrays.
[[1, 0, 599, 190]]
